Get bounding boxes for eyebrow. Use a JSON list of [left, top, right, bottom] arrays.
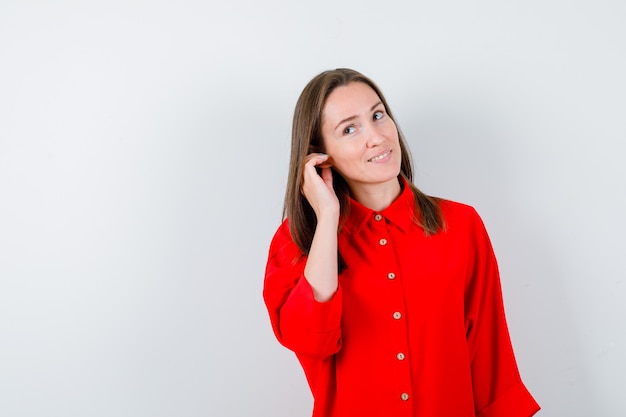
[[334, 101, 383, 131]]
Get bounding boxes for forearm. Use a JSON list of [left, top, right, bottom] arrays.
[[264, 220, 342, 359], [304, 214, 339, 302], [278, 277, 343, 358]]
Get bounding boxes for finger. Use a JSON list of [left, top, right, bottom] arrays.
[[304, 153, 330, 168], [317, 156, 333, 169], [320, 166, 333, 187]]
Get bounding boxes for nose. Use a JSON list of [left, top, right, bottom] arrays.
[[365, 124, 384, 148]]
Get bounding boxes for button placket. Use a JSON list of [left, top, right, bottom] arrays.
[[371, 215, 411, 407]]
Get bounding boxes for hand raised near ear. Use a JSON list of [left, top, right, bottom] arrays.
[[301, 153, 340, 221]]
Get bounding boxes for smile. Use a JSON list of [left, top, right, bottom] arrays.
[[368, 150, 392, 162]]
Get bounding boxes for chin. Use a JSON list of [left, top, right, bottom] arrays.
[[373, 172, 402, 185]]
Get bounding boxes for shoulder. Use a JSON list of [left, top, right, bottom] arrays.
[[439, 199, 482, 224], [267, 219, 304, 266], [437, 199, 490, 241], [271, 218, 291, 240], [269, 218, 293, 250]]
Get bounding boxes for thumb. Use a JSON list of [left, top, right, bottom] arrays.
[[320, 167, 334, 188]]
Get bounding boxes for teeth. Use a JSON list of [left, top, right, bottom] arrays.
[[370, 151, 390, 162]]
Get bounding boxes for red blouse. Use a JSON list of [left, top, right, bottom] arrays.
[[263, 180, 540, 417]]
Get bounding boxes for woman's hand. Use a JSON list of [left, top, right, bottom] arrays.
[[301, 153, 340, 221], [301, 153, 340, 301]]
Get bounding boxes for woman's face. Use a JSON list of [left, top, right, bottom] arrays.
[[320, 82, 402, 192]]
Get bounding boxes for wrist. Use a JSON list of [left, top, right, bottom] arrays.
[[316, 211, 340, 226]]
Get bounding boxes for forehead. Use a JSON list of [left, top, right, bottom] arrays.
[[322, 82, 381, 124]]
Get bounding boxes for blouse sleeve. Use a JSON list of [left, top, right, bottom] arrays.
[[464, 209, 540, 417], [262, 220, 343, 359]]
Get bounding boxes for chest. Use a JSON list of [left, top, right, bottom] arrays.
[[337, 220, 471, 318]]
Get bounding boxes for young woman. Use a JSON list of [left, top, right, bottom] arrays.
[[263, 68, 540, 417]]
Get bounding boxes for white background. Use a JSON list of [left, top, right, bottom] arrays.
[[1, 1, 625, 416]]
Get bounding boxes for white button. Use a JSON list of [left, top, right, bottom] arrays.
[[397, 352, 405, 360], [401, 393, 409, 401], [387, 272, 396, 280], [379, 238, 387, 246], [374, 214, 383, 221], [393, 312, 402, 320]]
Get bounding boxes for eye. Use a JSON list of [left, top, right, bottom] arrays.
[[373, 111, 384, 120], [343, 126, 356, 135]]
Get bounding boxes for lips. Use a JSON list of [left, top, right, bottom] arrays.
[[368, 150, 392, 162]]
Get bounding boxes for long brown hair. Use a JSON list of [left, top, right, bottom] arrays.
[[284, 68, 444, 257]]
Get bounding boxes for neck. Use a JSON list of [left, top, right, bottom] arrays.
[[349, 177, 402, 212]]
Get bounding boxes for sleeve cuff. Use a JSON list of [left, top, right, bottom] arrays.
[[291, 276, 342, 334], [477, 381, 540, 417]]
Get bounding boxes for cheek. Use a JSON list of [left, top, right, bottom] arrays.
[[332, 146, 361, 167], [327, 153, 358, 178], [387, 124, 400, 141]]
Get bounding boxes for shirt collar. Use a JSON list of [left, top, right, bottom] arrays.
[[341, 177, 415, 235]]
